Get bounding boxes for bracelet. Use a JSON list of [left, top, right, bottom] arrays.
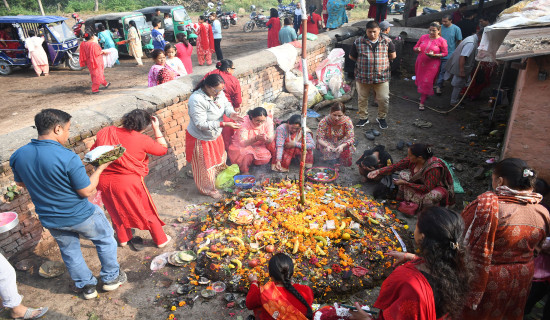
[[155, 136, 163, 139]]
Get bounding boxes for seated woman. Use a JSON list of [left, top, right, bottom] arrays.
[[148, 49, 177, 87], [356, 145, 393, 181], [350, 207, 471, 320], [269, 114, 315, 173], [316, 102, 355, 166], [367, 143, 454, 214], [228, 107, 274, 174], [246, 253, 314, 319]]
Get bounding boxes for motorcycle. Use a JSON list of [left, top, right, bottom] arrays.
[[71, 13, 84, 38], [219, 12, 231, 29], [229, 11, 238, 26], [243, 5, 269, 33], [277, 0, 296, 20], [440, 0, 460, 10], [388, 0, 405, 14]]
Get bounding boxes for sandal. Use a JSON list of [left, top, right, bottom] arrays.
[[419, 104, 425, 111], [13, 307, 48, 319], [129, 236, 145, 251]]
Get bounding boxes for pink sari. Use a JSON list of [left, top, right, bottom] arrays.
[[227, 115, 274, 171], [413, 34, 448, 96]]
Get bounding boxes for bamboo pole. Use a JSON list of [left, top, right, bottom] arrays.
[[299, 0, 308, 205]]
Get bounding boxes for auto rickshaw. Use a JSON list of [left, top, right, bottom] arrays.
[[84, 12, 154, 57], [136, 6, 197, 45], [0, 15, 81, 75]]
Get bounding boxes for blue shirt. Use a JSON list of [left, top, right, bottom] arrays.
[[151, 28, 166, 50], [279, 26, 297, 45], [212, 20, 222, 39], [441, 24, 462, 59], [10, 139, 95, 229]]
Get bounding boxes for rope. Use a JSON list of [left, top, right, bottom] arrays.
[[390, 63, 482, 114]]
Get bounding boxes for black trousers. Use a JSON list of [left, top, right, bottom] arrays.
[[214, 38, 223, 61], [375, 3, 388, 23]]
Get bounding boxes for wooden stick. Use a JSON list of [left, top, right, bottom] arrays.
[[299, 0, 308, 205]]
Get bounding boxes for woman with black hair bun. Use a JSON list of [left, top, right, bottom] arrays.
[[269, 114, 315, 172], [299, 5, 323, 35], [79, 31, 111, 94], [246, 253, 314, 319], [460, 158, 550, 319], [350, 207, 472, 320], [367, 143, 454, 215], [266, 8, 281, 48], [203, 59, 242, 150]]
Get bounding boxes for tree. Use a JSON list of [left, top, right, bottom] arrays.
[[95, 0, 98, 11], [3, 0, 10, 11]]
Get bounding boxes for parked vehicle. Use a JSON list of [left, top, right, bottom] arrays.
[[440, 0, 460, 10], [0, 15, 81, 75], [84, 12, 154, 57], [136, 5, 197, 45], [422, 7, 439, 15], [388, 0, 405, 14], [71, 13, 84, 38], [229, 11, 238, 25], [219, 11, 231, 29], [277, 0, 296, 20], [243, 5, 269, 33]]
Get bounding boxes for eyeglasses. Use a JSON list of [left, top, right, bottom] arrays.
[[209, 86, 225, 94]]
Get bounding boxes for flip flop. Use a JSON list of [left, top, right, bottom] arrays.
[[396, 140, 405, 150], [372, 129, 380, 136], [129, 236, 145, 251], [14, 307, 48, 319], [364, 130, 375, 141]]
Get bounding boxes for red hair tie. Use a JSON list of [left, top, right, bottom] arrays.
[[216, 61, 222, 67]]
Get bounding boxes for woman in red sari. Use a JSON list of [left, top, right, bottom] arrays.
[[194, 16, 215, 66], [460, 158, 550, 319], [269, 114, 315, 173], [246, 253, 314, 319], [92, 109, 171, 249], [368, 143, 454, 215], [316, 102, 355, 167], [350, 206, 472, 320], [266, 9, 281, 48], [79, 32, 110, 94]]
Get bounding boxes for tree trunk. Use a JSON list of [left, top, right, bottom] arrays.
[[37, 0, 45, 15], [3, 0, 10, 11], [403, 0, 415, 26], [94, 0, 99, 11]]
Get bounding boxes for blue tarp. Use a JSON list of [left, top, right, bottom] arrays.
[[0, 16, 66, 24]]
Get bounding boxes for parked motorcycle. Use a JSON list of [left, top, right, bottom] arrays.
[[219, 11, 231, 29], [388, 0, 405, 14], [243, 5, 269, 33], [229, 11, 238, 26], [277, 0, 296, 20], [71, 13, 84, 38]]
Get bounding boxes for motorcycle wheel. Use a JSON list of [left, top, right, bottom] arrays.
[[222, 20, 230, 29], [243, 21, 255, 33], [67, 53, 83, 71], [230, 20, 236, 25], [0, 60, 12, 75]]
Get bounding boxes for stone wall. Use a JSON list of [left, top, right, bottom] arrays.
[[0, 26, 360, 261], [502, 56, 550, 183]]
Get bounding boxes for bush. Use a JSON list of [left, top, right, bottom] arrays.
[[65, 0, 96, 12]]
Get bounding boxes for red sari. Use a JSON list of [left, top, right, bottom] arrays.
[[374, 259, 438, 320], [461, 188, 550, 319], [92, 126, 168, 245], [195, 23, 214, 65], [267, 17, 281, 48], [246, 281, 313, 320], [79, 40, 108, 93]]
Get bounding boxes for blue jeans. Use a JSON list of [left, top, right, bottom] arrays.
[[49, 205, 119, 289], [436, 59, 448, 88]]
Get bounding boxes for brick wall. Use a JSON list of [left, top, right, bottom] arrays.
[[502, 56, 550, 183], [0, 31, 340, 261]]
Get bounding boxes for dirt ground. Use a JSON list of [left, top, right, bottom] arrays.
[[2, 11, 541, 320]]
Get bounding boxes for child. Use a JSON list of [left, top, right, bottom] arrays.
[[164, 43, 187, 77]]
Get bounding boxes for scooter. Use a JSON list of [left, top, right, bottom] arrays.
[[243, 5, 269, 33], [71, 13, 84, 38]]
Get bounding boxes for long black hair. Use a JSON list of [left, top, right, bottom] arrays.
[[409, 143, 434, 160], [176, 32, 189, 47], [286, 114, 302, 126], [494, 158, 537, 190], [122, 109, 152, 132], [268, 253, 313, 319], [270, 8, 279, 18], [416, 207, 472, 319], [308, 5, 317, 24], [193, 73, 225, 92], [128, 20, 140, 38]]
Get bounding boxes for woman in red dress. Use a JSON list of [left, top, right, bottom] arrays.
[[350, 206, 472, 320], [79, 32, 110, 94], [175, 33, 193, 74], [266, 8, 281, 48], [92, 109, 171, 249], [299, 5, 323, 35], [203, 59, 242, 150], [460, 158, 550, 319], [246, 253, 314, 319], [194, 16, 215, 66]]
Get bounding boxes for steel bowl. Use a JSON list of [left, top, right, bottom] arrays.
[[0, 212, 19, 234]]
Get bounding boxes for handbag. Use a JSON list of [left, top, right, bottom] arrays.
[[398, 201, 419, 216]]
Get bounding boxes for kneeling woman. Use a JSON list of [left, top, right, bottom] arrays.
[[269, 114, 315, 172], [246, 253, 314, 319], [367, 144, 454, 213], [228, 107, 274, 174], [316, 102, 355, 166]]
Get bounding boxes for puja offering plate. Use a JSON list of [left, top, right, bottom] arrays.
[[201, 288, 216, 298], [0, 211, 18, 233], [212, 281, 226, 293], [306, 167, 339, 183], [39, 261, 66, 278], [228, 208, 254, 225], [234, 175, 256, 189]]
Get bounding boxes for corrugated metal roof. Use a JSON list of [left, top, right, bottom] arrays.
[[496, 26, 550, 61]]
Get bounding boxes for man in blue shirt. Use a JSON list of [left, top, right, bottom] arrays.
[[435, 14, 462, 95], [10, 109, 126, 300], [279, 18, 297, 45], [151, 20, 166, 50]]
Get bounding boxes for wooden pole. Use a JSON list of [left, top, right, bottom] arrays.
[[37, 0, 45, 16], [299, 0, 308, 205]]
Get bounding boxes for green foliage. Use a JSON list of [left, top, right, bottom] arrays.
[[222, 0, 281, 12], [4, 185, 20, 202], [65, 0, 96, 12]]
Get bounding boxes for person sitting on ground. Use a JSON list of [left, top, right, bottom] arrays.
[[269, 114, 315, 173], [357, 145, 393, 181], [316, 102, 355, 167], [299, 5, 323, 35], [460, 158, 550, 319], [367, 143, 455, 215], [164, 43, 187, 77], [91, 109, 171, 250], [246, 253, 314, 319], [1, 253, 48, 319], [279, 18, 297, 45], [148, 49, 177, 87], [350, 206, 472, 320], [228, 107, 274, 174]]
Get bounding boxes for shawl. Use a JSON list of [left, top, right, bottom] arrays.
[[410, 156, 455, 205], [260, 281, 308, 320]]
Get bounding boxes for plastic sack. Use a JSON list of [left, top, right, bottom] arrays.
[[150, 252, 174, 271], [215, 164, 240, 189], [315, 48, 345, 85], [329, 75, 343, 98], [297, 33, 318, 41], [317, 83, 328, 95], [324, 92, 334, 100], [285, 72, 322, 107]]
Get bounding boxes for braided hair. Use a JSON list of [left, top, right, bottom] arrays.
[[268, 253, 313, 319]]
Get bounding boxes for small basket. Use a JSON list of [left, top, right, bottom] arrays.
[[306, 167, 339, 183], [234, 175, 256, 189]]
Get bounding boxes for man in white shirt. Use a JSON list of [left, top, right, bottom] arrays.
[[209, 12, 223, 60]]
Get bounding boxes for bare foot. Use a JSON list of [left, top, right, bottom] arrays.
[[210, 192, 223, 200]]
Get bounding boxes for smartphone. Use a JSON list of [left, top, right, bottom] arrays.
[[339, 304, 376, 314]]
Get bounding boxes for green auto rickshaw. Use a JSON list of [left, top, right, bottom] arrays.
[[136, 5, 197, 46]]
